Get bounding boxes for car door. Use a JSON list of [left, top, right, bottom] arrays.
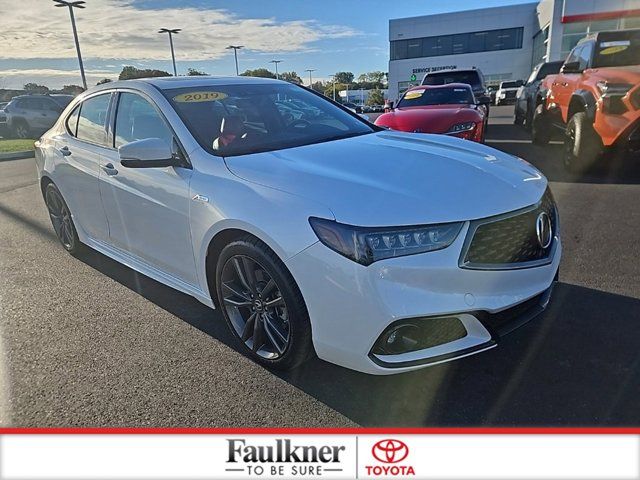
[[54, 93, 112, 242], [99, 90, 197, 285]]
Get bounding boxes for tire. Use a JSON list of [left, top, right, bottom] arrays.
[[563, 112, 602, 173], [12, 120, 30, 139], [44, 182, 83, 255], [531, 104, 551, 145], [215, 236, 313, 370], [514, 108, 524, 126]]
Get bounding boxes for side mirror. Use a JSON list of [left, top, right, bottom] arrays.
[[476, 95, 491, 105], [561, 61, 582, 74], [119, 138, 181, 168]]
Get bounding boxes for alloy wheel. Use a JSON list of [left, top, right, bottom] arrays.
[[563, 125, 576, 169], [15, 123, 29, 139], [221, 255, 290, 359], [45, 187, 75, 250]]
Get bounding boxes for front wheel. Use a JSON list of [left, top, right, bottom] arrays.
[[563, 112, 602, 173], [215, 237, 313, 370], [531, 104, 551, 145]]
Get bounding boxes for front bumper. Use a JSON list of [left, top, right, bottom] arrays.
[[286, 222, 561, 375]]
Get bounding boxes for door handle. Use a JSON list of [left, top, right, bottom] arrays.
[[59, 146, 71, 157], [101, 163, 118, 176]]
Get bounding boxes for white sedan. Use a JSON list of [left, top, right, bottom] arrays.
[[35, 76, 561, 375]]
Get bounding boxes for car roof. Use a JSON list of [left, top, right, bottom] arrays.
[[93, 75, 285, 92], [423, 69, 481, 76]]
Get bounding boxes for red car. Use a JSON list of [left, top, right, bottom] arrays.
[[375, 84, 488, 142]]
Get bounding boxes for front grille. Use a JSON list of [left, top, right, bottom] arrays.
[[504, 91, 517, 99], [460, 188, 558, 269]]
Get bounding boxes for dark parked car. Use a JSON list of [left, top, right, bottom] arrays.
[[515, 60, 563, 129], [0, 102, 8, 137], [3, 94, 67, 138]]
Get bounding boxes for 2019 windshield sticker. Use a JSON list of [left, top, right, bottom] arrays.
[[173, 91, 228, 102], [404, 90, 425, 100]]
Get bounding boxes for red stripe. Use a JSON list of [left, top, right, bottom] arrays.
[[561, 9, 640, 23], [0, 428, 638, 435]]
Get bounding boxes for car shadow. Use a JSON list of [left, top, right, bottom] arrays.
[[485, 123, 640, 185], [75, 248, 640, 427]]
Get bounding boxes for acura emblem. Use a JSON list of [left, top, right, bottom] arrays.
[[536, 212, 552, 249]]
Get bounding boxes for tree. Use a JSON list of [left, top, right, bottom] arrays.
[[119, 66, 171, 80], [187, 68, 207, 76], [96, 78, 112, 85], [324, 82, 345, 101], [240, 68, 276, 79], [310, 81, 326, 93], [366, 89, 385, 106], [357, 71, 387, 89], [279, 71, 302, 84], [333, 72, 354, 85], [23, 83, 49, 94], [61, 85, 84, 95]]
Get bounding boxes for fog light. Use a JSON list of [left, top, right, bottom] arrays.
[[371, 317, 468, 355]]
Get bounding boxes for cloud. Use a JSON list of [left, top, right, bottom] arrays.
[[0, 0, 359, 61]]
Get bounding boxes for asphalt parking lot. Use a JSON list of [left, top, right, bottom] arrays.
[[0, 105, 638, 427]]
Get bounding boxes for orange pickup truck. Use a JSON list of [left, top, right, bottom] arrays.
[[532, 29, 640, 172]]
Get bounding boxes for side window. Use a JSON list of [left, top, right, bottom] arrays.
[[578, 42, 593, 70], [114, 92, 174, 148], [66, 105, 81, 137], [77, 94, 111, 146], [565, 45, 582, 66]]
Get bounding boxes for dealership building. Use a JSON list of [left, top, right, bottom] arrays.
[[388, 0, 640, 99]]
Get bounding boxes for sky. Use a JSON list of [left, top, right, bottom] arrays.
[[0, 0, 533, 89]]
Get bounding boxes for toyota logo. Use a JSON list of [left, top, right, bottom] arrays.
[[372, 439, 409, 464], [536, 212, 552, 249]]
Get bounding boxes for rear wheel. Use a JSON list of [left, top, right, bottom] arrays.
[[215, 236, 313, 370], [531, 104, 551, 145], [563, 112, 601, 173], [44, 183, 82, 254]]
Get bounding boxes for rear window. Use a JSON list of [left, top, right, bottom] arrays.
[[422, 71, 482, 90], [397, 87, 475, 107], [593, 31, 640, 68]]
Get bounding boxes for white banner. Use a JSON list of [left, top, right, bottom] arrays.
[[1, 434, 638, 479]]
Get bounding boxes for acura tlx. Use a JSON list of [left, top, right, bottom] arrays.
[[35, 76, 560, 375]]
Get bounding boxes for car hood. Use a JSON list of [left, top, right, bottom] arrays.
[[224, 131, 547, 226], [375, 106, 482, 133], [590, 66, 640, 83]]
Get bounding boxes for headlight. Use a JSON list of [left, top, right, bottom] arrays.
[[446, 122, 476, 134], [309, 217, 463, 266], [596, 81, 633, 97]]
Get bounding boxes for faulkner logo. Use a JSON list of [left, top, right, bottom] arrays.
[[225, 438, 346, 476], [366, 439, 415, 476]]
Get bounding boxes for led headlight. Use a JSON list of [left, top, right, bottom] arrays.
[[446, 122, 476, 134], [309, 217, 463, 266]]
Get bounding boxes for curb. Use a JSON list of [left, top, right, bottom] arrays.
[[0, 151, 34, 161]]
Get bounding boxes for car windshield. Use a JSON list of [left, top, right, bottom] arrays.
[[163, 83, 375, 157], [500, 81, 520, 89], [422, 71, 481, 90], [593, 31, 640, 68], [397, 87, 474, 107]]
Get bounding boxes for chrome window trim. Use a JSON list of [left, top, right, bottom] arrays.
[[458, 193, 559, 271]]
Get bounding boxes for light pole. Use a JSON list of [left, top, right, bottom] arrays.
[[305, 69, 316, 88], [53, 0, 87, 90], [226, 45, 244, 75], [158, 28, 181, 76], [269, 60, 282, 79], [329, 74, 339, 101]]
